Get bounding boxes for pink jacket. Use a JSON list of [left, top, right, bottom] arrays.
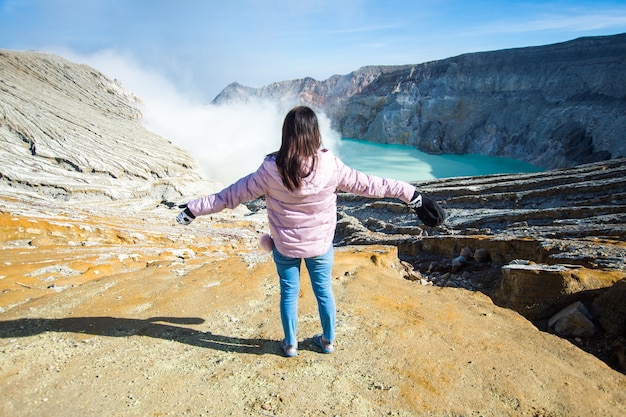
[[187, 149, 416, 258]]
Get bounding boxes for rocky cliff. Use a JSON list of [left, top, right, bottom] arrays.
[[0, 49, 216, 203], [214, 34, 626, 170]]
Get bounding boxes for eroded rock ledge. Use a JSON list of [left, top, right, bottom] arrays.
[[0, 49, 212, 202], [330, 157, 626, 372]]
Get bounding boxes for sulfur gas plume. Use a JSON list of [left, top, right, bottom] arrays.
[[61, 48, 340, 185]]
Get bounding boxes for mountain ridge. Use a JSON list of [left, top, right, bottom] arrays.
[[214, 33, 626, 170]]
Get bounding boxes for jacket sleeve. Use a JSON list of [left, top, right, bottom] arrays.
[[186, 165, 268, 217], [334, 157, 416, 203]]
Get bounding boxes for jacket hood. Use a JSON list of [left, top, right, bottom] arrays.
[[295, 149, 334, 196]]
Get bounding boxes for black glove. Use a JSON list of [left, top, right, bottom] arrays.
[[175, 204, 196, 225], [408, 192, 445, 227]]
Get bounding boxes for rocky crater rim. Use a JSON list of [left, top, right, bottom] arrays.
[[214, 33, 626, 170]]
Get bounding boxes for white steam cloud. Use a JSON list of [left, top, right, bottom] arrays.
[[141, 96, 340, 185], [63, 49, 340, 185]]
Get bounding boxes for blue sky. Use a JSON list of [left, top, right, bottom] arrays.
[[2, 0, 626, 101], [2, 0, 626, 183]]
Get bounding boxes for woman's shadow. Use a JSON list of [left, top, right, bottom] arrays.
[[0, 316, 285, 356]]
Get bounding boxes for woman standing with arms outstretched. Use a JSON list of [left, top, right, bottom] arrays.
[[176, 106, 444, 357]]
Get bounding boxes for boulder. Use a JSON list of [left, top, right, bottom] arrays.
[[548, 301, 596, 338], [491, 261, 621, 320]]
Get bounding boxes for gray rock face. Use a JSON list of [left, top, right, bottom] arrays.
[[214, 34, 626, 170], [0, 50, 209, 203]]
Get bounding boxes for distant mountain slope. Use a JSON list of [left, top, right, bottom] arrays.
[[0, 49, 209, 203], [214, 33, 626, 170]]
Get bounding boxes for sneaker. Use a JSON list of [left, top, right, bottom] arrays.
[[312, 334, 334, 354], [280, 340, 298, 357]]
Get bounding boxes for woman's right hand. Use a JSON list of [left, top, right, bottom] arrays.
[[175, 204, 196, 225]]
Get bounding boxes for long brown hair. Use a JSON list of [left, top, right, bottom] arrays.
[[275, 106, 322, 191]]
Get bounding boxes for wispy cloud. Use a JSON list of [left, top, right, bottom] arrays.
[[322, 23, 403, 35], [523, 13, 626, 32], [476, 7, 626, 34]]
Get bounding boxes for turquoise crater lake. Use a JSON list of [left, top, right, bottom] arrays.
[[334, 138, 544, 181]]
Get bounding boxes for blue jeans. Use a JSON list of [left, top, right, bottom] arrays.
[[272, 245, 336, 347]]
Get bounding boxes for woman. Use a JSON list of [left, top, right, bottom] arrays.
[[176, 106, 444, 357]]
